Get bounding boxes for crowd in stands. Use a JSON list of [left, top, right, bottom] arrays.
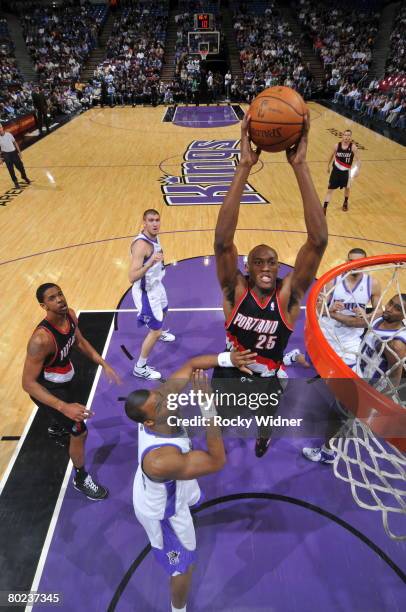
[[233, 1, 313, 101], [0, 16, 34, 121], [298, 0, 379, 85], [385, 2, 405, 78], [1, 0, 405, 132], [20, 1, 107, 86], [92, 0, 168, 106], [332, 80, 405, 129], [327, 1, 405, 129]]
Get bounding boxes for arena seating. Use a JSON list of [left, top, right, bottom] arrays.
[[233, 0, 313, 101], [297, 0, 379, 85], [92, 0, 168, 106], [0, 17, 33, 121], [20, 2, 107, 85]]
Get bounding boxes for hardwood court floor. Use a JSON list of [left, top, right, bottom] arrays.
[[0, 102, 405, 479]]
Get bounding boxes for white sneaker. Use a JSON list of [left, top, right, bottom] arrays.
[[160, 329, 175, 342], [133, 364, 162, 380], [302, 445, 336, 464]]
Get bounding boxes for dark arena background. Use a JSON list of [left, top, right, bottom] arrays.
[[0, 1, 405, 611]]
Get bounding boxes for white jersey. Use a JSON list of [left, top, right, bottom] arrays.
[[328, 273, 372, 339], [133, 423, 201, 520], [320, 273, 373, 365], [131, 232, 165, 292], [355, 317, 406, 381]]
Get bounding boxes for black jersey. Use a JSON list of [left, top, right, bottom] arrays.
[[334, 141, 354, 171], [37, 314, 76, 387], [225, 280, 293, 375]]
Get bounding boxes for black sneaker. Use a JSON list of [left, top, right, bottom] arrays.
[[23, 177, 31, 184], [73, 474, 109, 501], [14, 182, 19, 189], [255, 437, 270, 458]]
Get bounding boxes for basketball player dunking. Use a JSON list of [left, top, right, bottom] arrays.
[[22, 284, 121, 500], [125, 350, 255, 612], [129, 209, 175, 380], [324, 129, 361, 214], [214, 113, 328, 458]]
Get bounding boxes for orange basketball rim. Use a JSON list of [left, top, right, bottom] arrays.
[[305, 254, 406, 452]]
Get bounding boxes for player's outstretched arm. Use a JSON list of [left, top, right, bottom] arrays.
[[214, 114, 261, 293], [281, 113, 328, 323], [159, 350, 257, 397]]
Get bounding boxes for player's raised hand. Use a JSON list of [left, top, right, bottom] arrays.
[[286, 110, 310, 166], [191, 369, 211, 396], [230, 349, 257, 374], [239, 114, 261, 168]]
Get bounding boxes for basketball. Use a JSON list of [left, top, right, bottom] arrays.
[[248, 86, 307, 153]]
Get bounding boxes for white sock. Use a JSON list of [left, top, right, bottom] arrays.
[[137, 357, 147, 368], [171, 605, 186, 612]]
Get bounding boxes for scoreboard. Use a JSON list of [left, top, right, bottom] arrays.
[[194, 13, 214, 30]]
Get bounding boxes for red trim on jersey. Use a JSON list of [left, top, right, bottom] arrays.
[[334, 158, 351, 169], [275, 290, 294, 332], [38, 326, 58, 367], [44, 362, 73, 374], [250, 288, 275, 310], [226, 332, 281, 370], [225, 287, 249, 329], [45, 313, 74, 335]]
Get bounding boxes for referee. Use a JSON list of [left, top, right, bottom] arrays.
[[0, 123, 31, 189]]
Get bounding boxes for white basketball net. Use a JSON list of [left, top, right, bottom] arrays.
[[316, 261, 406, 539]]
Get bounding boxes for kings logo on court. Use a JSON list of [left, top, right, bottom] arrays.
[[161, 140, 269, 206]]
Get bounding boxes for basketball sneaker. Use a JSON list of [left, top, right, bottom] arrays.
[[302, 445, 336, 464], [133, 364, 162, 379], [255, 437, 271, 458], [160, 329, 175, 342], [73, 474, 108, 500]]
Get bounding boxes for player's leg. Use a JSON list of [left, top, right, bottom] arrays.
[[132, 284, 164, 379], [255, 374, 283, 458], [342, 183, 350, 211], [134, 327, 163, 378], [158, 284, 175, 342], [134, 505, 196, 611], [13, 152, 31, 183], [69, 426, 109, 500], [171, 566, 193, 611], [323, 188, 334, 215], [3, 153, 19, 188]]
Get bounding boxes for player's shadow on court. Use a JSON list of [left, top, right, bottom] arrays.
[[191, 501, 304, 611]]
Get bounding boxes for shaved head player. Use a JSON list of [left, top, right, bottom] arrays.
[[213, 113, 328, 457]]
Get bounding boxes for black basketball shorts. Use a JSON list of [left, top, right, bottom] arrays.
[[31, 382, 87, 437], [328, 166, 350, 190]]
